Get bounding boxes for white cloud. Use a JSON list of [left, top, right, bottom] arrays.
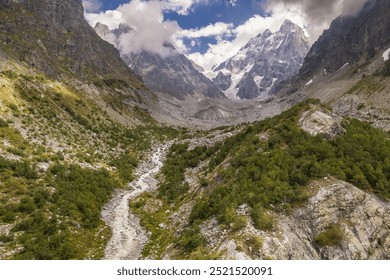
[[82, 0, 102, 13], [116, 0, 182, 57], [263, 0, 369, 44], [179, 22, 234, 38], [227, 0, 238, 7], [187, 0, 369, 71], [85, 0, 183, 57], [163, 0, 212, 15], [84, 0, 215, 57], [85, 10, 124, 29]]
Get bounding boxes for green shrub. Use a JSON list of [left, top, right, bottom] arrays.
[[111, 154, 137, 182], [8, 103, 18, 111], [0, 234, 13, 243], [177, 224, 205, 253], [159, 143, 217, 202], [187, 101, 390, 241], [1, 212, 16, 223], [251, 204, 274, 231], [315, 224, 344, 247], [0, 118, 9, 127], [1, 70, 18, 79]]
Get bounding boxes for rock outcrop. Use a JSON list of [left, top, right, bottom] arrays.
[[94, 23, 224, 100], [298, 105, 346, 138], [261, 179, 390, 260], [202, 178, 390, 260]]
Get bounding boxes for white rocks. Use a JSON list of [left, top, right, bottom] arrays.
[[298, 105, 346, 138], [383, 48, 390, 62], [199, 178, 390, 260], [224, 240, 252, 260]]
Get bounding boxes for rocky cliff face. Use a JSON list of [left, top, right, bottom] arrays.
[[275, 0, 390, 133], [0, 0, 140, 83], [212, 20, 309, 100], [298, 0, 390, 79], [260, 179, 390, 260], [199, 178, 390, 260], [123, 50, 224, 100], [94, 23, 224, 100]]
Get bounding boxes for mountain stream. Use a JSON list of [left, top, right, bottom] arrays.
[[101, 143, 171, 259]]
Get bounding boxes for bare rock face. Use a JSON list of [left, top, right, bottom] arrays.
[[193, 105, 235, 122], [125, 50, 225, 99], [262, 179, 390, 260], [298, 0, 390, 80], [0, 0, 139, 82], [199, 178, 390, 260], [299, 105, 346, 139]]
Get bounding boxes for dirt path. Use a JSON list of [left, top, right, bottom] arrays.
[[102, 142, 171, 260]]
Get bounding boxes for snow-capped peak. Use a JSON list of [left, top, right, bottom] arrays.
[[212, 19, 310, 100]]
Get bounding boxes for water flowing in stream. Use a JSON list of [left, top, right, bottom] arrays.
[[101, 143, 171, 259]]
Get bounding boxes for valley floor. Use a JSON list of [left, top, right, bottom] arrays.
[[102, 143, 171, 260]]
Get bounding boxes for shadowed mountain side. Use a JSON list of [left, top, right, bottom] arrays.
[[0, 0, 142, 86]]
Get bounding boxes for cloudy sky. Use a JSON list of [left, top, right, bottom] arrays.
[[83, 0, 368, 71]]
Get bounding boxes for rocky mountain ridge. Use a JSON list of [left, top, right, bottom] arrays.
[[1, 0, 390, 262], [197, 178, 390, 260], [298, 0, 390, 80], [94, 23, 225, 100], [211, 20, 309, 100], [276, 0, 390, 132]]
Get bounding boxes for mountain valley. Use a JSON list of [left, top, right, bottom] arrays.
[[0, 0, 390, 260]]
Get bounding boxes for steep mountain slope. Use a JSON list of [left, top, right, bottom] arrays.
[[298, 0, 389, 80], [278, 0, 390, 131], [123, 50, 224, 100], [1, 0, 390, 262], [212, 20, 309, 100], [0, 0, 155, 125], [0, 0, 141, 84], [94, 24, 225, 100]]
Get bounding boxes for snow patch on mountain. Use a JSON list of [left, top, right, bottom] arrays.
[[306, 79, 313, 86], [336, 63, 350, 73], [94, 23, 224, 99], [224, 63, 254, 100], [383, 48, 390, 61]]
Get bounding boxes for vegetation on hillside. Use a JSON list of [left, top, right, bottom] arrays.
[[135, 100, 390, 258], [0, 71, 180, 259], [2, 70, 390, 260]]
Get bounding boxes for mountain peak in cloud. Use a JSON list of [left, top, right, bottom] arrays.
[[279, 19, 298, 32], [264, 0, 370, 43]]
